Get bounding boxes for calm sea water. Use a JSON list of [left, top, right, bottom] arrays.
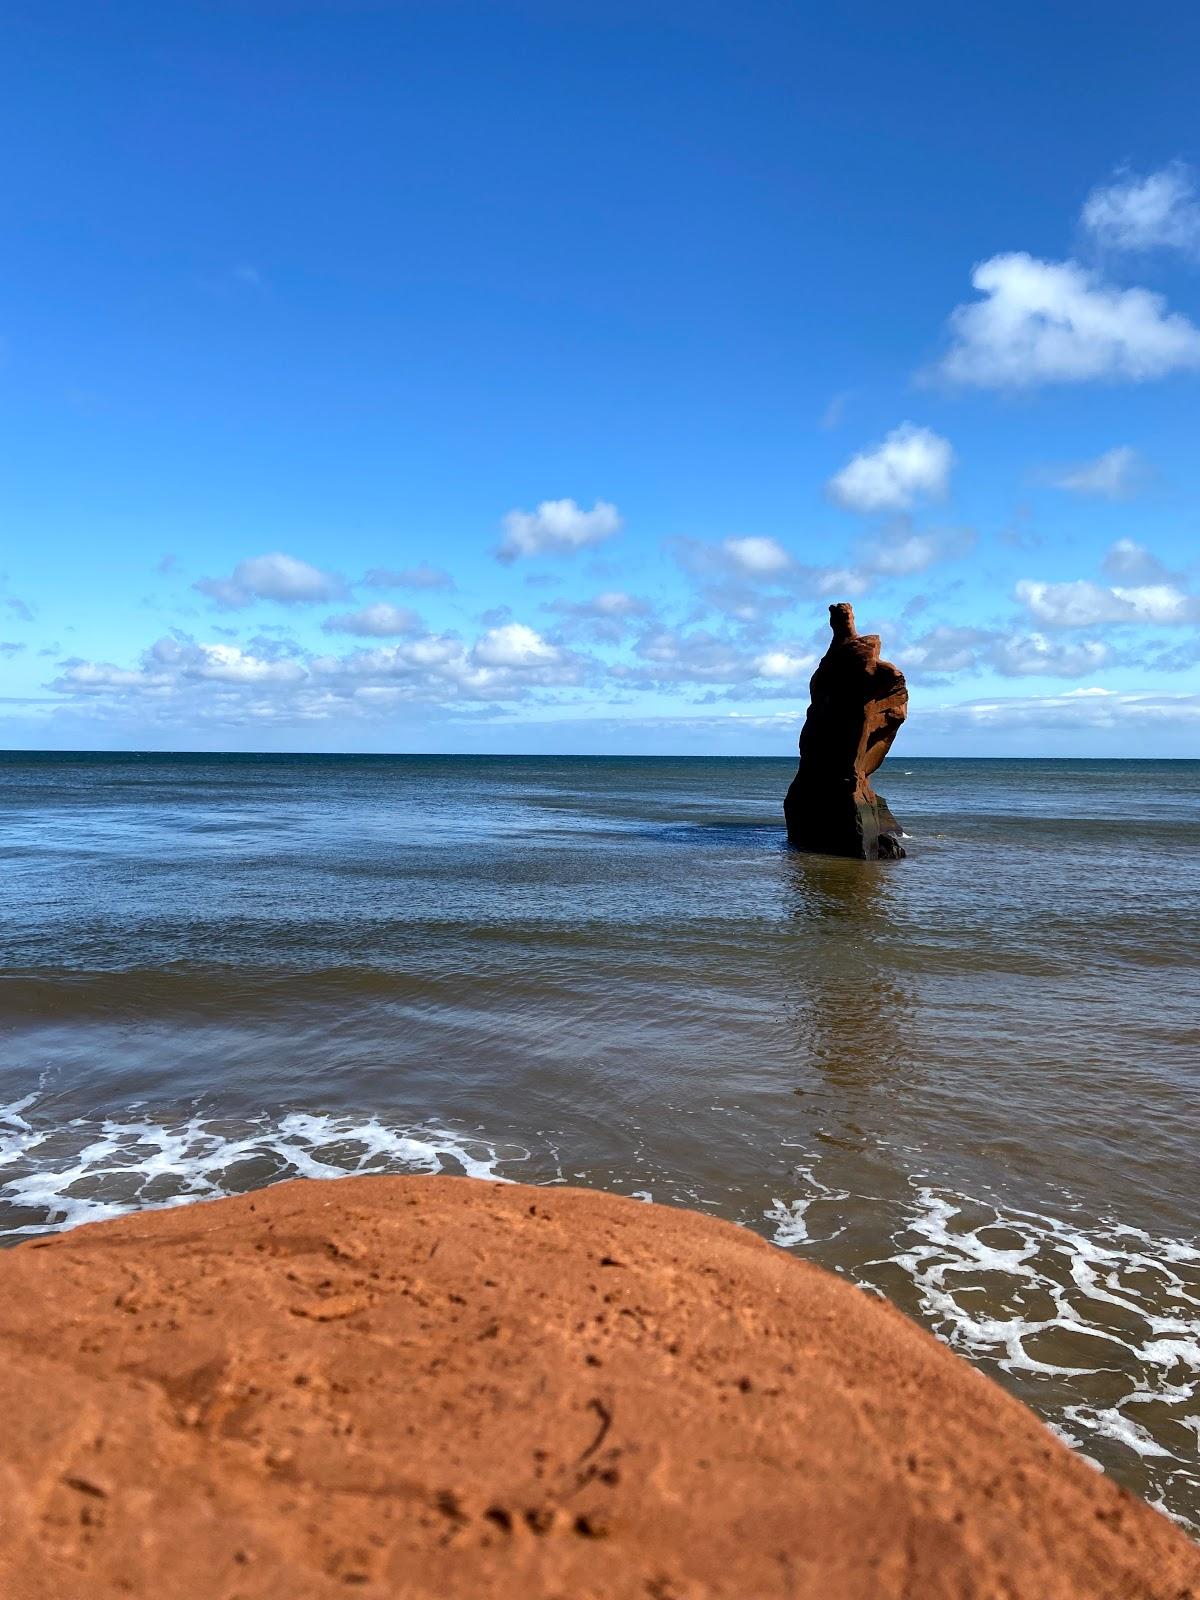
[[1, 752, 1198, 1527]]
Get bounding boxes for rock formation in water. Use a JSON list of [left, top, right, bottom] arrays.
[[2, 1175, 1197, 1600], [784, 602, 908, 859]]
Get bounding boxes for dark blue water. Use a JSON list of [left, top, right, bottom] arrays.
[[1, 754, 1198, 1526]]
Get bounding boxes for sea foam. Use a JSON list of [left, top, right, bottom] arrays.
[[765, 1159, 1200, 1532], [0, 1095, 523, 1238]]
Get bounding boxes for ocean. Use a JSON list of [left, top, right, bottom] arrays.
[[1, 752, 1198, 1528]]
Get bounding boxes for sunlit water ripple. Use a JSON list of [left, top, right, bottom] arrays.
[[1, 752, 1197, 1530]]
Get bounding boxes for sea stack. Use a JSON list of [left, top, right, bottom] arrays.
[[784, 602, 908, 859]]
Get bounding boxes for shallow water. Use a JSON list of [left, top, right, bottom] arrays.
[[1, 753, 1198, 1527]]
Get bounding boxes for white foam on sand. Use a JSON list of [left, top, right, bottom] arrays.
[[765, 1163, 849, 1247], [0, 1095, 526, 1239], [5, 1091, 1197, 1531], [766, 1163, 1200, 1532]]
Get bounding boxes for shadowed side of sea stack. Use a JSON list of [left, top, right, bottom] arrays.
[[0, 1175, 1196, 1600], [784, 601, 908, 859]]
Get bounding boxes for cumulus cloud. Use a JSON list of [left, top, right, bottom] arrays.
[[754, 649, 815, 680], [671, 519, 973, 623], [321, 603, 422, 638], [855, 524, 976, 577], [723, 536, 793, 576], [613, 628, 766, 691], [1013, 538, 1198, 627], [195, 552, 348, 609], [46, 615, 589, 732], [1046, 446, 1142, 499], [1081, 163, 1200, 257], [313, 626, 585, 702], [670, 536, 866, 621], [470, 622, 560, 668], [550, 591, 648, 620], [1015, 575, 1197, 627], [827, 424, 954, 514], [925, 687, 1200, 735], [497, 498, 623, 562], [3, 594, 33, 622], [544, 591, 652, 644], [1100, 538, 1176, 585], [627, 628, 755, 685], [931, 253, 1200, 387], [364, 564, 454, 591], [986, 632, 1112, 677], [903, 625, 991, 676], [53, 637, 306, 694], [904, 623, 1113, 679], [610, 623, 819, 695]]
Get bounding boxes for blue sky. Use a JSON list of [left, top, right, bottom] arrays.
[[2, 0, 1199, 755]]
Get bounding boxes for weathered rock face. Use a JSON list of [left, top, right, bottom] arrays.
[[1, 1175, 1198, 1600], [785, 602, 908, 859]]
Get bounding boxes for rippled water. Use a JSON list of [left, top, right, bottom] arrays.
[[1, 752, 1198, 1528]]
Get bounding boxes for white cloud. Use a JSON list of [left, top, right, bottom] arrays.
[[722, 536, 793, 576], [856, 524, 976, 577], [807, 565, 872, 597], [754, 650, 815, 680], [827, 424, 954, 514], [619, 627, 768, 690], [545, 590, 651, 643], [1047, 446, 1141, 499], [932, 253, 1200, 387], [617, 628, 818, 696], [668, 538, 803, 623], [315, 626, 580, 698], [925, 687, 1200, 734], [48, 617, 588, 728], [195, 552, 348, 609], [904, 625, 991, 675], [1016, 577, 1197, 626], [670, 520, 972, 624], [987, 632, 1111, 677], [1081, 163, 1200, 257], [364, 564, 454, 591], [53, 661, 147, 693], [53, 638, 306, 694], [322, 603, 422, 638], [471, 622, 559, 668], [497, 498, 623, 562], [904, 623, 1113, 679], [550, 590, 648, 619], [1100, 538, 1175, 584]]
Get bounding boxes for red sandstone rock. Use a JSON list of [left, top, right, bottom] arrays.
[[785, 602, 909, 858], [1, 1175, 1196, 1599]]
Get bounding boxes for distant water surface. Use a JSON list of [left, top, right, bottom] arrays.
[[1, 753, 1198, 1529]]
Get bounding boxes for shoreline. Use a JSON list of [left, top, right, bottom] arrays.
[[3, 1173, 1198, 1597]]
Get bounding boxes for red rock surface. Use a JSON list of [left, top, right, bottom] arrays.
[[785, 602, 909, 858], [1, 1175, 1196, 1599]]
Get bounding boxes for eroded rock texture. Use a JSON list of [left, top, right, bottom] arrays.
[[1, 1176, 1197, 1600], [784, 602, 908, 859]]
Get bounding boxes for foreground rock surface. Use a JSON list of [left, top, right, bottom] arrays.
[[785, 602, 909, 859], [1, 1177, 1196, 1600]]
